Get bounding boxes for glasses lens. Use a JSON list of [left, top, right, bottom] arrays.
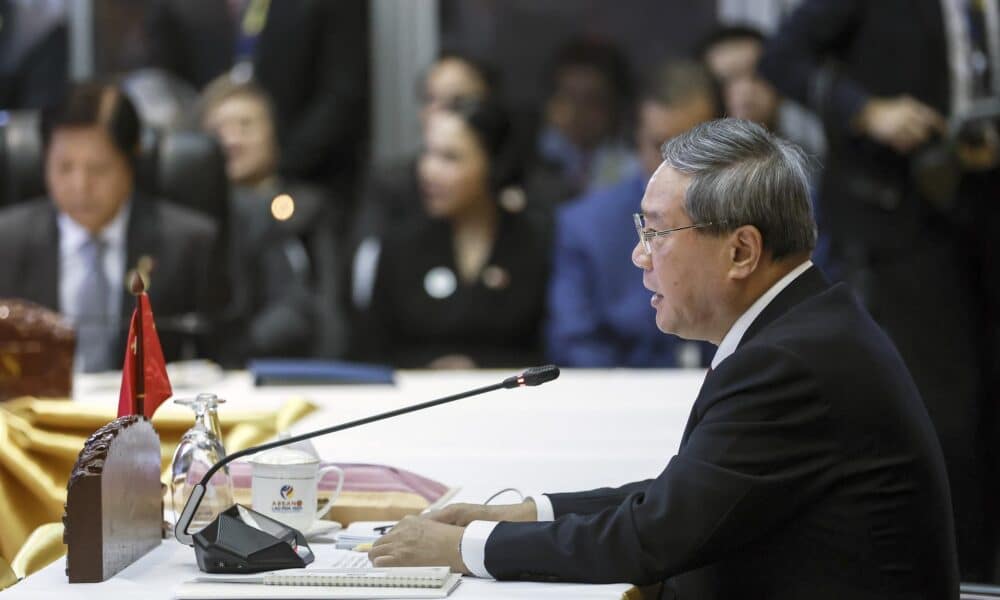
[[634, 214, 652, 253]]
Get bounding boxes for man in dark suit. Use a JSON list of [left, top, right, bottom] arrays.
[[367, 119, 959, 599], [0, 82, 222, 369], [758, 0, 1000, 580]]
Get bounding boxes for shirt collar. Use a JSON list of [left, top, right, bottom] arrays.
[[57, 200, 131, 254], [711, 260, 814, 369]]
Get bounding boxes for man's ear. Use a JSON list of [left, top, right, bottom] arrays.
[[727, 225, 763, 281]]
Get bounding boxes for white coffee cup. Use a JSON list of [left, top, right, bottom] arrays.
[[249, 447, 344, 533]]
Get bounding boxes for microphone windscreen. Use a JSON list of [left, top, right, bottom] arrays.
[[521, 364, 560, 386]]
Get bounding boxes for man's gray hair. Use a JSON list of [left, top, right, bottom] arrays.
[[660, 118, 817, 259]]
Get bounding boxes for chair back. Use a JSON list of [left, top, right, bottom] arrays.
[[0, 111, 44, 208]]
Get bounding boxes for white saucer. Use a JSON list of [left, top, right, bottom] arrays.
[[305, 520, 342, 540]]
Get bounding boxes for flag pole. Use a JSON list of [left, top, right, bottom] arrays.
[[128, 271, 146, 417]]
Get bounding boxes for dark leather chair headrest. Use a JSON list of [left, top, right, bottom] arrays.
[[0, 111, 44, 207]]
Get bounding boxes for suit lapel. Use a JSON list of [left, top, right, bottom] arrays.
[[24, 202, 60, 310]]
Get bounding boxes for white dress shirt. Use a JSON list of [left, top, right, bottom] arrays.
[[58, 203, 131, 348], [459, 260, 814, 579]]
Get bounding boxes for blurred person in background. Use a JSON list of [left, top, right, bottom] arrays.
[[0, 82, 222, 370], [147, 0, 368, 196], [546, 61, 719, 368], [352, 52, 501, 248], [536, 36, 637, 197], [698, 25, 834, 275], [349, 52, 571, 320], [0, 0, 67, 110], [698, 25, 780, 130], [360, 99, 548, 369], [760, 0, 1000, 581], [200, 76, 317, 365]]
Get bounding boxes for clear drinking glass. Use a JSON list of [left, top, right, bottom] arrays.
[[168, 393, 234, 533]]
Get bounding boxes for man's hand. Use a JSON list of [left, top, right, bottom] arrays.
[[424, 499, 538, 527], [368, 516, 468, 574], [855, 95, 945, 154]]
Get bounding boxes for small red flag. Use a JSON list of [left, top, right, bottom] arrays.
[[117, 293, 172, 418]]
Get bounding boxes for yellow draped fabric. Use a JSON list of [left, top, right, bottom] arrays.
[[0, 554, 16, 591], [0, 395, 316, 578]]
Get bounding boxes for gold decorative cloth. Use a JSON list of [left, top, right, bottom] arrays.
[[0, 395, 316, 578]]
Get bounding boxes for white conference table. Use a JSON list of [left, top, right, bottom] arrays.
[[7, 367, 706, 599]]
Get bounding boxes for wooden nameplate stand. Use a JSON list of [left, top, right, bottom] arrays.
[[63, 416, 162, 582]]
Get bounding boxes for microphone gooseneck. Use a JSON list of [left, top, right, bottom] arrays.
[[175, 365, 560, 546]]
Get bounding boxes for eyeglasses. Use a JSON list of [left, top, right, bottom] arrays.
[[633, 213, 719, 254]]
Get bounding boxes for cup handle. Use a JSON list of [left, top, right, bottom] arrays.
[[315, 465, 344, 521]]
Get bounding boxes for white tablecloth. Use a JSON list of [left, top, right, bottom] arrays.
[[7, 367, 706, 599]]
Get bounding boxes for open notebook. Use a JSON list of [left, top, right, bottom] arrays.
[[174, 567, 462, 599]]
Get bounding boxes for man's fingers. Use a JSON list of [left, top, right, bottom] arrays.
[[372, 554, 396, 567], [892, 135, 919, 154], [368, 541, 395, 564], [909, 100, 946, 133], [901, 121, 929, 145]]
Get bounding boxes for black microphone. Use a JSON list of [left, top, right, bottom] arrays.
[[502, 364, 560, 388], [174, 365, 561, 573]]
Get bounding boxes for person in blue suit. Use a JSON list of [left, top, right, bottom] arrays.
[[545, 61, 719, 367]]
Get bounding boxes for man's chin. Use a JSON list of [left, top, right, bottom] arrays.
[[68, 212, 109, 233], [654, 314, 676, 336], [655, 312, 695, 341]]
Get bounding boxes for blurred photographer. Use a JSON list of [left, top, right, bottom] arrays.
[[760, 0, 999, 582]]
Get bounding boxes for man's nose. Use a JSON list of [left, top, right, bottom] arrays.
[[67, 168, 89, 195], [632, 242, 650, 270]]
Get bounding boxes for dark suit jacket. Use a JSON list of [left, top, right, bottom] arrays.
[[0, 197, 222, 362], [147, 0, 368, 187], [363, 211, 549, 369], [759, 0, 998, 253], [759, 5, 997, 580], [485, 267, 958, 599]]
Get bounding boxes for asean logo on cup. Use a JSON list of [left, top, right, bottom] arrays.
[[280, 484, 294, 500]]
